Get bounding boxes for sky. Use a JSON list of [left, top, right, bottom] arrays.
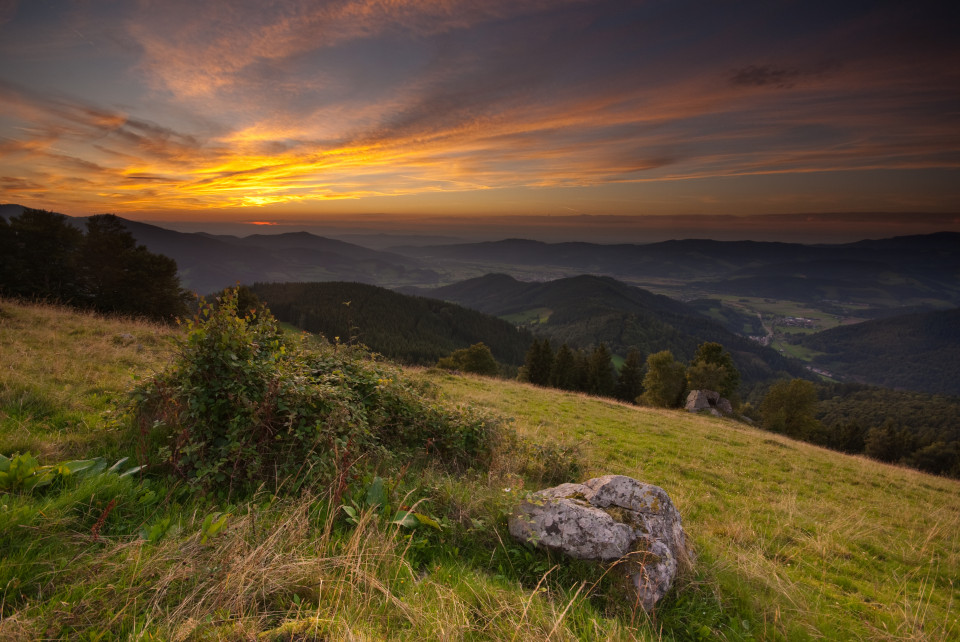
[[1, 0, 959, 242]]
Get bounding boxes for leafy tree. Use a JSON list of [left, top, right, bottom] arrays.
[[550, 343, 577, 390], [641, 350, 687, 408], [863, 422, 913, 464], [687, 342, 740, 400], [615, 349, 645, 403], [587, 343, 616, 397], [437, 342, 500, 376], [760, 379, 821, 439]]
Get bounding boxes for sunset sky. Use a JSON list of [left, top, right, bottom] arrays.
[[1, 0, 959, 241]]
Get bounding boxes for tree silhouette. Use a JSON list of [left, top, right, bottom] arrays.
[[615, 349, 645, 403], [550, 343, 577, 390]]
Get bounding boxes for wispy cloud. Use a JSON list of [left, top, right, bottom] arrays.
[[0, 0, 958, 216]]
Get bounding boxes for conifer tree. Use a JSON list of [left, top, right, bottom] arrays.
[[550, 343, 577, 390], [78, 214, 189, 321], [2, 208, 82, 301], [572, 349, 591, 392], [587, 343, 616, 397], [522, 338, 554, 385], [615, 349, 645, 403]]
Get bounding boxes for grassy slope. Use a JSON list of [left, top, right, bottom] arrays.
[[2, 300, 958, 640], [0, 301, 178, 460], [423, 372, 960, 640]]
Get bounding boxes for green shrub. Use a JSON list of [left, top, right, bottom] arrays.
[[130, 288, 499, 496]]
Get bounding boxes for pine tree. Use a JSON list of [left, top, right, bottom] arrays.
[[587, 343, 616, 397], [78, 214, 189, 321], [550, 343, 577, 390], [522, 338, 553, 385], [2, 208, 82, 301], [534, 339, 554, 385], [572, 349, 591, 392], [615, 349, 645, 403]]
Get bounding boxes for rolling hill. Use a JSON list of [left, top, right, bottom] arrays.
[[249, 281, 532, 368], [798, 307, 960, 395], [389, 233, 960, 308], [411, 273, 806, 389]]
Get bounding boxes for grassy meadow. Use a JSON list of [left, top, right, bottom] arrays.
[[1, 299, 958, 640], [423, 373, 960, 640]]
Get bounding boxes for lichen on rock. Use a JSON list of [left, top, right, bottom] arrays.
[[508, 474, 693, 612]]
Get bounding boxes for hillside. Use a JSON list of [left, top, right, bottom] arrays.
[[1, 299, 958, 640], [798, 308, 960, 395], [249, 281, 532, 367], [425, 371, 960, 640], [414, 273, 805, 389]]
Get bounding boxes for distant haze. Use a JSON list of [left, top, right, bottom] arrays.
[[140, 211, 960, 245]]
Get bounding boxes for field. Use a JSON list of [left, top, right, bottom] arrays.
[[2, 299, 958, 640]]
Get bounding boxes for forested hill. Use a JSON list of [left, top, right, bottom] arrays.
[[249, 281, 532, 367], [1, 206, 440, 294], [413, 273, 805, 389], [799, 307, 960, 395]]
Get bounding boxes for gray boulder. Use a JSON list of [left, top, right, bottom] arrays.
[[508, 475, 692, 611], [685, 389, 733, 416]]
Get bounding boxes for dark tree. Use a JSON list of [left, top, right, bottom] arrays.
[[587, 343, 616, 397], [615, 349, 645, 403], [572, 348, 591, 392], [78, 214, 189, 321], [522, 338, 554, 386], [550, 343, 577, 390], [2, 208, 82, 301]]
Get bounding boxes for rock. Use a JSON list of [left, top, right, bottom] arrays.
[[508, 474, 692, 611], [685, 389, 733, 416]]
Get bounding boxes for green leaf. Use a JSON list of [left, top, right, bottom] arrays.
[[365, 476, 386, 509], [413, 512, 443, 531], [391, 510, 419, 528]]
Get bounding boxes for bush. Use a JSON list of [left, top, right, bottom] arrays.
[[131, 289, 499, 496], [436, 342, 500, 376]]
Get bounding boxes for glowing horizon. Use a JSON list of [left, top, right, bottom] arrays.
[[1, 0, 958, 230]]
